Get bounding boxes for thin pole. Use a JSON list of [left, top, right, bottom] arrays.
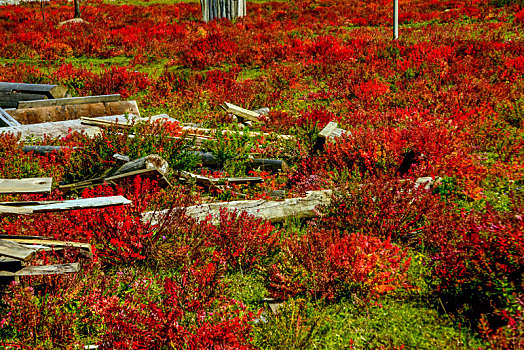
[[393, 0, 399, 40]]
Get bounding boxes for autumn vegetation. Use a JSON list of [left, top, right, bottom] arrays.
[[0, 0, 523, 348]]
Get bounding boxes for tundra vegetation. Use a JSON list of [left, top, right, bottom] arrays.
[[0, 0, 523, 348]]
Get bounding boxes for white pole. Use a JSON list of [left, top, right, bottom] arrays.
[[393, 0, 399, 40]]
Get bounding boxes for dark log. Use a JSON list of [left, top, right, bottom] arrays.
[[22, 146, 72, 154], [0, 82, 68, 99], [0, 91, 48, 109], [192, 151, 288, 173], [112, 154, 169, 177]]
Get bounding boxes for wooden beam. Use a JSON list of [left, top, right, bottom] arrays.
[[17, 94, 121, 109], [0, 177, 53, 194], [0, 240, 36, 262], [222, 102, 263, 123], [0, 106, 22, 127], [2, 238, 91, 255]]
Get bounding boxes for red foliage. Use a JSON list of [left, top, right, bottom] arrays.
[[267, 228, 411, 301]]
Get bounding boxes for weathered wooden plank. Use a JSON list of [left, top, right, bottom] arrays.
[[0, 106, 22, 127], [144, 190, 332, 225], [0, 82, 68, 99], [17, 94, 121, 109], [23, 195, 132, 213], [0, 178, 52, 194], [15, 263, 80, 276], [0, 205, 34, 215], [22, 146, 74, 154], [0, 240, 37, 262], [222, 102, 263, 123], [3, 238, 91, 254], [6, 100, 140, 125], [0, 91, 48, 109], [0, 114, 139, 139]]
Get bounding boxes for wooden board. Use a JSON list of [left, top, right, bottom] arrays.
[[15, 263, 80, 276], [22, 195, 132, 213], [2, 238, 92, 254], [0, 177, 53, 194], [0, 239, 36, 262], [0, 205, 34, 215], [17, 94, 121, 109], [0, 106, 22, 127]]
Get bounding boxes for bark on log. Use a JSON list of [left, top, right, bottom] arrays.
[[144, 190, 332, 225], [6, 100, 139, 125]]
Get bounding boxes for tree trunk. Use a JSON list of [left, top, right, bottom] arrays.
[[74, 0, 81, 19]]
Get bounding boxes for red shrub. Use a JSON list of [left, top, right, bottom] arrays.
[[267, 228, 411, 301]]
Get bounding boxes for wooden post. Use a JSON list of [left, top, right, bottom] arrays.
[[201, 0, 246, 22], [393, 0, 399, 40]]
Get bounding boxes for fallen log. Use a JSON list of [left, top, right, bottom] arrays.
[[0, 91, 48, 109], [143, 190, 332, 225], [6, 100, 140, 125], [0, 83, 69, 109], [0, 177, 53, 194], [22, 146, 74, 154], [192, 151, 289, 173], [0, 82, 68, 99], [17, 94, 121, 109]]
